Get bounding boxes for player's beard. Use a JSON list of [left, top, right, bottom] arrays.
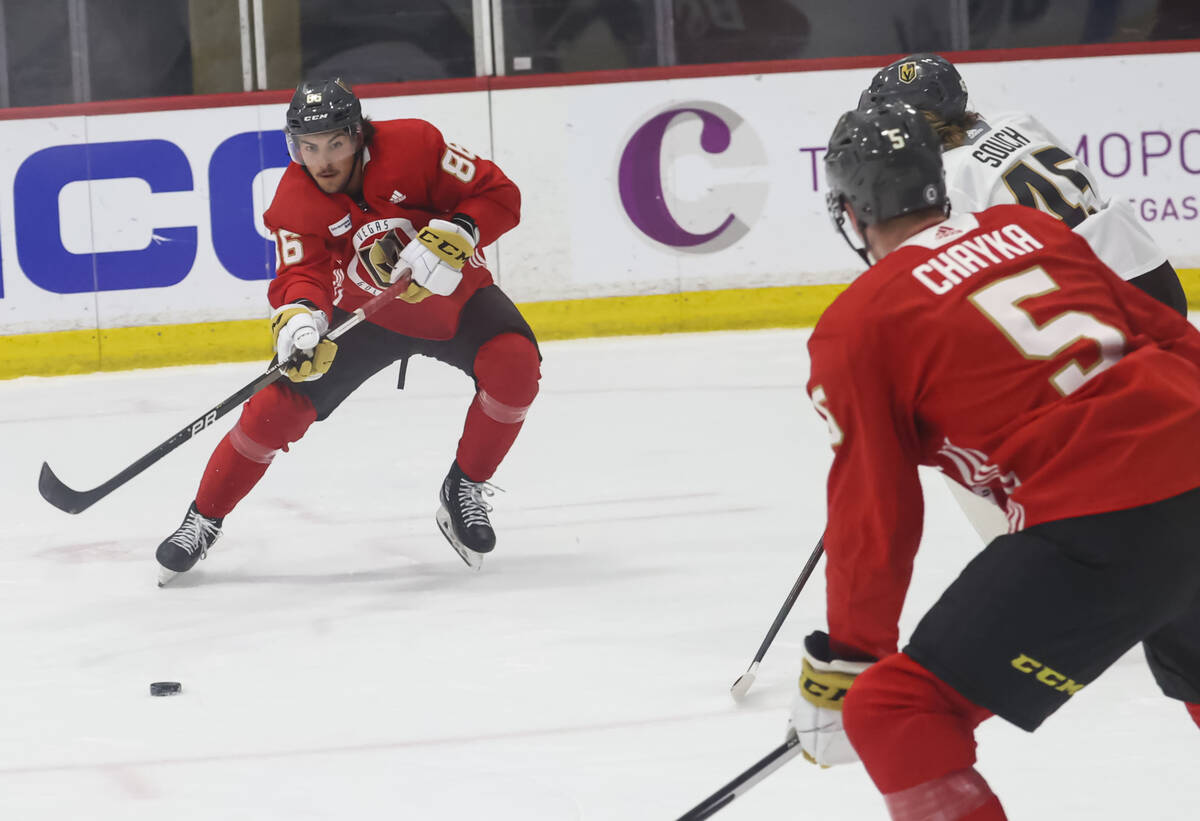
[[312, 154, 361, 195], [313, 164, 349, 194]]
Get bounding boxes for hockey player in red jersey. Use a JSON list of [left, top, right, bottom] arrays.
[[155, 78, 540, 583], [786, 102, 1200, 819]]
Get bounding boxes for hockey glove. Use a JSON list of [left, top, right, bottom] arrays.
[[397, 215, 477, 297], [363, 229, 432, 304], [787, 630, 872, 768], [270, 303, 337, 382]]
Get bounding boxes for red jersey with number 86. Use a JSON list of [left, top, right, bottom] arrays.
[[263, 118, 521, 340], [808, 204, 1200, 660]]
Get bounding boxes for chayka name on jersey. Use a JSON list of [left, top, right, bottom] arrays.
[[969, 124, 1032, 168], [912, 223, 1043, 296]]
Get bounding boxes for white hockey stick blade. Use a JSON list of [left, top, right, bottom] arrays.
[[730, 662, 760, 701]]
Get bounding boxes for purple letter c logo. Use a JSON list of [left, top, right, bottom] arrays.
[[618, 102, 766, 252]]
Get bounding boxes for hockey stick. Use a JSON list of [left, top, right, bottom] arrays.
[[729, 536, 824, 701], [675, 734, 803, 820], [38, 271, 413, 514]]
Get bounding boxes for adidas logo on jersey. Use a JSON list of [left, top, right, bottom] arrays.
[[390, 190, 407, 204]]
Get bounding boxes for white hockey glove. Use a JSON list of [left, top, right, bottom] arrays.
[[786, 631, 872, 768], [396, 215, 477, 297], [270, 302, 336, 382]]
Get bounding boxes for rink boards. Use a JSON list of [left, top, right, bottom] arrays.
[[0, 44, 1198, 378]]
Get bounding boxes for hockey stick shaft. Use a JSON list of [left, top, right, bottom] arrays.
[[675, 734, 803, 820], [730, 536, 824, 699], [38, 272, 412, 514]]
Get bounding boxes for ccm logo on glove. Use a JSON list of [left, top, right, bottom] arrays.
[[800, 659, 854, 707], [397, 216, 478, 297], [787, 630, 873, 768], [417, 225, 471, 266]]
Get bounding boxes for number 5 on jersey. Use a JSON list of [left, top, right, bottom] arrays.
[[969, 266, 1126, 396]]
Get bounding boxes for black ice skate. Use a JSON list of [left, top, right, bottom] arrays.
[[436, 462, 497, 570], [156, 502, 223, 587]]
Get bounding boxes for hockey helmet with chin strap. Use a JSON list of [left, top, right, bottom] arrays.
[[284, 78, 364, 163], [824, 102, 948, 263], [857, 53, 968, 124]]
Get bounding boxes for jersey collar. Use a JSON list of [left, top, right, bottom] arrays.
[[898, 212, 980, 251]]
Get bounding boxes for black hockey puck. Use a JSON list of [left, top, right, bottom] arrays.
[[149, 681, 182, 697]]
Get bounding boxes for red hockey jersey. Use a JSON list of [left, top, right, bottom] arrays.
[[809, 204, 1200, 660], [263, 118, 521, 340]]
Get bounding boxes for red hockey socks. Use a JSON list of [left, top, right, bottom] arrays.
[[195, 432, 270, 519], [1187, 702, 1200, 729], [455, 333, 540, 482], [843, 652, 1004, 819], [195, 383, 317, 518]]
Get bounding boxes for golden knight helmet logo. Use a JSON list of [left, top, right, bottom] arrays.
[[898, 62, 918, 84]]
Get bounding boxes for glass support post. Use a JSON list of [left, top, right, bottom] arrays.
[[655, 0, 676, 67], [67, 0, 91, 102]]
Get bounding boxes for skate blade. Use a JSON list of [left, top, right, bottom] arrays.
[[156, 565, 180, 588], [436, 508, 484, 571]]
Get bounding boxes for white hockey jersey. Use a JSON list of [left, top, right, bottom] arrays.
[[942, 110, 1166, 281]]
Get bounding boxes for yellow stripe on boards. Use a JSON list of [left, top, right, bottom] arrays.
[[1176, 268, 1200, 309], [517, 284, 848, 341], [0, 319, 271, 380], [1, 272, 1197, 381]]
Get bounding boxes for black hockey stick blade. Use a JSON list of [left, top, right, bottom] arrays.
[[39, 460, 119, 515], [37, 272, 414, 514], [730, 536, 824, 702], [675, 734, 803, 820], [38, 364, 285, 514]]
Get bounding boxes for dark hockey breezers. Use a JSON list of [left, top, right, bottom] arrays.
[[156, 502, 223, 586], [436, 461, 496, 569]]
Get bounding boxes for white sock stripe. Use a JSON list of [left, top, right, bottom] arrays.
[[229, 423, 278, 464], [477, 389, 529, 424], [883, 768, 992, 821]]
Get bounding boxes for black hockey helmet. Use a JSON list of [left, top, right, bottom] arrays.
[[857, 53, 968, 124], [824, 102, 947, 262], [284, 78, 363, 162]]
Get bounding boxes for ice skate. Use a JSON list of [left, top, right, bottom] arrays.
[[156, 502, 223, 586], [436, 462, 497, 570]]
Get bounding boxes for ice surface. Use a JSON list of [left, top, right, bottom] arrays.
[[1, 329, 1195, 819]]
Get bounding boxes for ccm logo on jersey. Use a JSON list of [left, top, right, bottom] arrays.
[[1010, 653, 1085, 695]]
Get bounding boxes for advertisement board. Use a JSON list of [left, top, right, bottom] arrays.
[[0, 46, 1197, 377]]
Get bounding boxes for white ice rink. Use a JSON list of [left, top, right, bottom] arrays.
[[1, 328, 1196, 820]]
